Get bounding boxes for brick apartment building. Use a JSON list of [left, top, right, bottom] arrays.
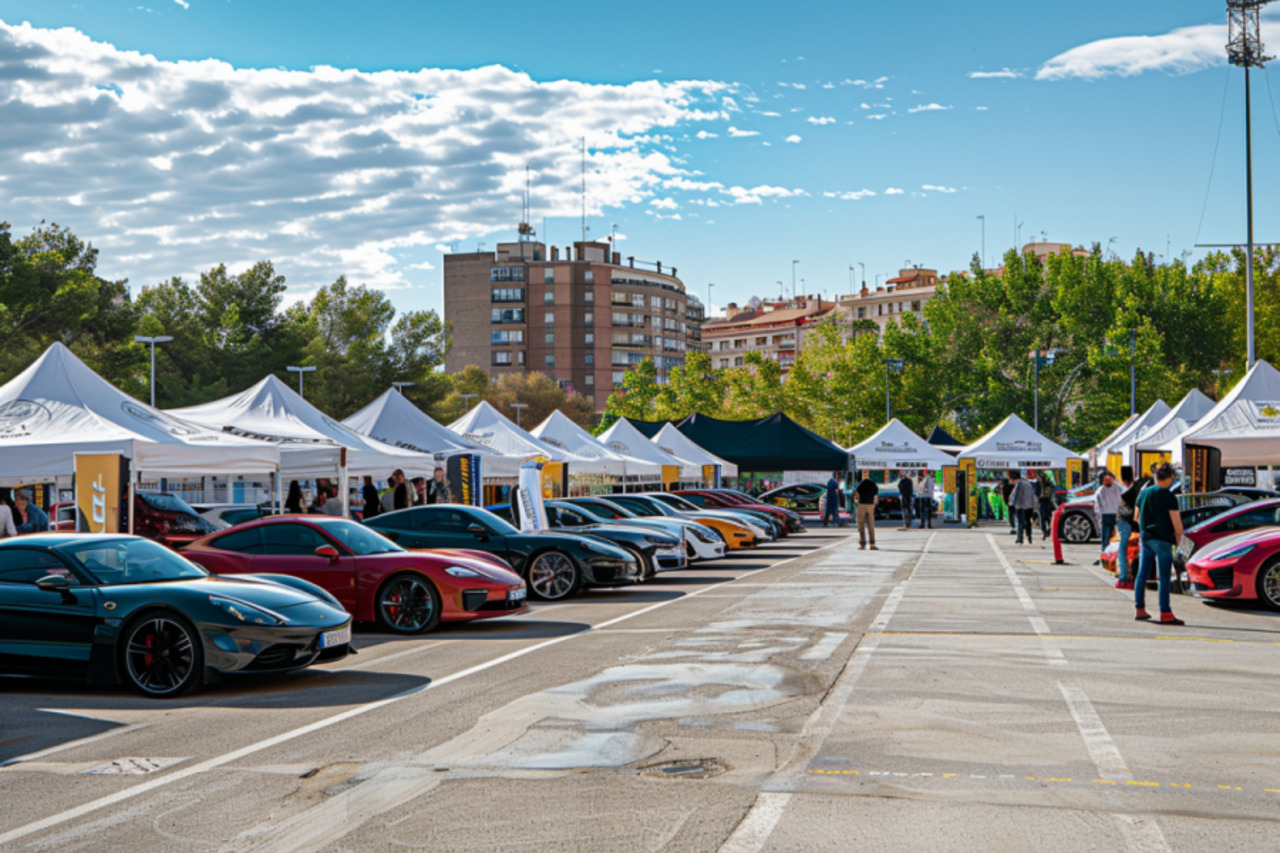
[[829, 266, 941, 340], [702, 296, 836, 374], [443, 234, 704, 411]]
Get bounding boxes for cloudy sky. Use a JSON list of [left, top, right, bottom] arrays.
[[1, 0, 1278, 318]]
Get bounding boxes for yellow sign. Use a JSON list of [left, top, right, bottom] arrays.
[[661, 465, 680, 488], [1067, 458, 1084, 488], [541, 462, 564, 499], [75, 453, 124, 533], [961, 459, 978, 527], [1137, 451, 1171, 477], [1106, 453, 1122, 476], [942, 465, 956, 494], [702, 465, 716, 487]]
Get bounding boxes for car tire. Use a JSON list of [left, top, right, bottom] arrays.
[[526, 550, 583, 601], [1059, 512, 1095, 544], [120, 611, 204, 698], [376, 572, 442, 634], [1255, 558, 1280, 611]]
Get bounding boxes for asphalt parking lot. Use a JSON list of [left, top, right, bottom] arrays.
[[2, 521, 1278, 852]]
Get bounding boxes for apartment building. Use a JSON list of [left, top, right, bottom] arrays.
[[829, 266, 941, 340], [702, 296, 835, 374], [443, 233, 703, 411]]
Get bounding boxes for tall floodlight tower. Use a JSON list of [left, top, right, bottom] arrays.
[[1227, 0, 1272, 368]]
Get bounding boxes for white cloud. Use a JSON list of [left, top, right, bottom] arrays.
[[806, 115, 836, 125], [649, 197, 679, 209], [1035, 20, 1280, 80], [727, 126, 760, 137], [967, 67, 1022, 79], [725, 185, 808, 205], [921, 184, 957, 193], [842, 76, 888, 89], [407, 260, 436, 270], [172, 0, 190, 8], [976, 106, 989, 111], [866, 114, 887, 120], [784, 134, 802, 143], [777, 82, 807, 90], [822, 82, 835, 89], [908, 103, 952, 113], [722, 96, 740, 111], [757, 110, 781, 117], [823, 189, 876, 201], [0, 20, 728, 294], [884, 187, 904, 195], [696, 130, 719, 139]]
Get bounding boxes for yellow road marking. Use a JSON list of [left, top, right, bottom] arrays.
[[809, 769, 1273, 797]]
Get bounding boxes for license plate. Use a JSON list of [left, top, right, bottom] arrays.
[[319, 624, 351, 649], [507, 587, 527, 602]]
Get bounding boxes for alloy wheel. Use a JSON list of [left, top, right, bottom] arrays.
[[124, 616, 200, 697], [528, 551, 580, 600], [378, 575, 438, 633], [1260, 562, 1280, 611], [1061, 513, 1094, 544]]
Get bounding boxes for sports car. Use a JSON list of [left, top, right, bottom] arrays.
[[644, 492, 780, 540], [1184, 527, 1280, 610], [601, 493, 759, 550], [486, 502, 685, 577], [559, 496, 726, 562], [363, 505, 643, 601], [758, 483, 824, 512], [182, 516, 527, 634], [0, 534, 351, 697], [676, 489, 805, 533]]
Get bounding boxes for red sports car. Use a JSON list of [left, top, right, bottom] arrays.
[[182, 516, 527, 634], [1184, 527, 1280, 610]]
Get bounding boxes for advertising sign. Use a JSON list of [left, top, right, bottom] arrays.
[[1222, 467, 1258, 487], [961, 458, 978, 527], [1067, 458, 1084, 488], [515, 456, 550, 532], [446, 453, 482, 506], [702, 464, 721, 489], [74, 453, 127, 533]]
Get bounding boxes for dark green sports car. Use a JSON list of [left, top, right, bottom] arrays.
[[364, 505, 643, 600], [0, 534, 352, 698], [487, 502, 686, 577]]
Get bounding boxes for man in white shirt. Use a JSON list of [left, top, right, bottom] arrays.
[[1092, 471, 1123, 559]]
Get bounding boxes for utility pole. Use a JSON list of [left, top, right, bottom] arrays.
[[708, 282, 715, 315], [977, 214, 985, 269], [511, 403, 528, 427], [133, 335, 173, 407], [791, 260, 800, 301], [1227, 0, 1271, 369], [286, 365, 316, 399]]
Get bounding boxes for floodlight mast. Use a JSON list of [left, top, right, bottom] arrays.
[[1227, 0, 1273, 369]]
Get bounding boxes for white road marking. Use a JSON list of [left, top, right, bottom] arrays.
[[718, 533, 935, 853], [0, 535, 853, 848], [1059, 683, 1171, 852], [1, 709, 147, 768], [987, 533, 1067, 666]]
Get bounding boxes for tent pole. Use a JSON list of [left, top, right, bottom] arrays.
[[276, 468, 283, 515], [339, 449, 349, 519]]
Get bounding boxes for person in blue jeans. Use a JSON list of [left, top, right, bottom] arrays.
[[822, 472, 843, 527], [1134, 463, 1184, 625]]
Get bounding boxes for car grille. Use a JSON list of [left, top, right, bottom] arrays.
[[1206, 566, 1234, 591], [476, 599, 526, 612], [248, 644, 304, 670]]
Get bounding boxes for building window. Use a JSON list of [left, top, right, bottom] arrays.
[[544, 289, 554, 305], [651, 295, 661, 309], [490, 267, 526, 283], [545, 354, 555, 367], [584, 311, 594, 325], [543, 268, 554, 284], [756, 336, 767, 346], [491, 288, 525, 303], [585, 374, 594, 386], [517, 350, 526, 365], [545, 331, 555, 345], [584, 332, 594, 345], [631, 293, 645, 307], [612, 371, 626, 387], [912, 300, 922, 312], [734, 357, 744, 367], [857, 307, 866, 320], [584, 270, 594, 284], [718, 358, 729, 368], [492, 351, 512, 365], [491, 330, 525, 344], [584, 289, 594, 303], [492, 308, 525, 324], [585, 354, 595, 366], [544, 311, 555, 325]]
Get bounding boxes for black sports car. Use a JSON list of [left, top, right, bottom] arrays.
[[364, 505, 644, 600], [0, 534, 351, 698], [758, 483, 825, 512], [487, 502, 686, 577]]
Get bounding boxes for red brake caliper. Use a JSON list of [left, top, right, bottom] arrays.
[[145, 633, 153, 668]]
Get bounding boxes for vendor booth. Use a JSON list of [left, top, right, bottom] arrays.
[[531, 410, 662, 482], [651, 423, 738, 487], [598, 418, 701, 488], [956, 414, 1085, 527], [925, 425, 965, 456], [674, 412, 853, 473], [850, 419, 960, 520], [1160, 360, 1280, 491], [1130, 389, 1215, 474], [448, 401, 588, 501], [1095, 400, 1171, 475], [344, 387, 491, 457]]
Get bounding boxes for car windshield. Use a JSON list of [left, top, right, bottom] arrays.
[[141, 492, 202, 515], [61, 538, 208, 585], [468, 507, 519, 535], [591, 499, 638, 518], [311, 519, 404, 554], [652, 493, 700, 511]]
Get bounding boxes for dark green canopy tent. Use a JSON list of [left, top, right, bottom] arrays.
[[676, 412, 852, 473], [622, 418, 668, 439]]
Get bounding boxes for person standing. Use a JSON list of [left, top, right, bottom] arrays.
[[854, 472, 879, 550], [1134, 463, 1184, 625], [822, 472, 842, 527], [1001, 472, 1016, 534], [13, 491, 49, 533], [1034, 471, 1056, 540], [361, 476, 381, 520], [321, 487, 345, 518], [897, 471, 914, 530], [1009, 471, 1037, 545], [915, 471, 933, 529], [411, 477, 427, 506], [0, 494, 15, 538], [1114, 470, 1139, 589], [1092, 471, 1122, 562], [427, 466, 453, 504], [285, 481, 304, 515]]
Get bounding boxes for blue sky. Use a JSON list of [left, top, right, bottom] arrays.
[[1, 0, 1278, 318]]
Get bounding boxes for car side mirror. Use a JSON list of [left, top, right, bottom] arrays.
[[314, 545, 340, 563], [466, 523, 489, 540], [36, 575, 71, 593]]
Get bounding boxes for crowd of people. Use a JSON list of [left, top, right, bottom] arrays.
[[0, 488, 50, 537], [283, 466, 455, 519]]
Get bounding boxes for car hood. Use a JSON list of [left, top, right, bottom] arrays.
[[419, 547, 517, 573], [573, 523, 680, 545], [147, 575, 332, 610], [1196, 527, 1280, 559], [511, 530, 632, 559]]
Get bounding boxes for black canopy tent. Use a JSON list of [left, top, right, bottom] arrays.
[[676, 412, 852, 473], [926, 425, 963, 449], [622, 418, 668, 439]]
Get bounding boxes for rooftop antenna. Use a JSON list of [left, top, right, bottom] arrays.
[[1227, 0, 1272, 368], [518, 164, 536, 244], [580, 137, 588, 243]]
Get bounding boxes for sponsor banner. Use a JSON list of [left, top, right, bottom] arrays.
[[661, 465, 680, 487], [541, 462, 564, 499], [942, 465, 956, 494], [1106, 453, 1123, 475], [74, 453, 127, 533], [995, 440, 1043, 453], [1250, 401, 1280, 427], [1222, 466, 1258, 487], [974, 458, 1055, 470], [961, 458, 978, 527], [1068, 458, 1084, 488], [447, 453, 482, 506], [702, 464, 721, 489], [515, 456, 549, 532]]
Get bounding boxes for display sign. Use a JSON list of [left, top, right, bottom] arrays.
[[74, 452, 127, 533], [1067, 458, 1083, 488], [1222, 467, 1258, 487], [516, 456, 550, 532], [1106, 453, 1122, 475], [961, 458, 978, 527], [661, 465, 680, 488], [1185, 445, 1219, 493], [974, 458, 1054, 470], [942, 465, 956, 494], [541, 462, 564, 499], [702, 464, 721, 488], [446, 453, 482, 506], [1137, 450, 1171, 476]]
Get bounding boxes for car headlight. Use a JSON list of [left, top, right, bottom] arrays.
[[1211, 544, 1255, 561], [644, 535, 675, 546], [209, 596, 285, 626], [689, 527, 716, 544], [445, 565, 484, 578]]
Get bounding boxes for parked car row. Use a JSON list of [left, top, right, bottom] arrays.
[[0, 488, 803, 698]]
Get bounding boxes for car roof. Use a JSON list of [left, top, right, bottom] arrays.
[[0, 533, 135, 548]]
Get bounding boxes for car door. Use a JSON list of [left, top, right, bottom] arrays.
[[0, 549, 97, 678], [253, 522, 358, 612], [423, 507, 505, 551]]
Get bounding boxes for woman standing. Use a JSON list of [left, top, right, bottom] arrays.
[[285, 481, 304, 515]]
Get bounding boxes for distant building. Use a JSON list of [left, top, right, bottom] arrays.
[[830, 266, 941, 340], [443, 230, 703, 411], [702, 295, 835, 373]]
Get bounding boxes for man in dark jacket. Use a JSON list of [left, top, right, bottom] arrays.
[[1001, 473, 1016, 533], [897, 472, 914, 530], [361, 476, 381, 519]]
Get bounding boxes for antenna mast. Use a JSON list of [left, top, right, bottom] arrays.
[[580, 137, 587, 243], [518, 164, 536, 244]]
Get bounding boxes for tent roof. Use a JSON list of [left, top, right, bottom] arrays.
[[0, 342, 280, 481], [652, 423, 739, 477], [1097, 400, 1171, 460], [1161, 360, 1280, 465], [1090, 413, 1140, 459], [343, 388, 488, 456], [448, 401, 587, 476], [847, 419, 959, 470], [597, 418, 702, 479], [531, 410, 661, 477], [170, 374, 434, 478], [675, 412, 852, 472], [957, 413, 1083, 469], [623, 418, 668, 439], [1134, 389, 1216, 452]]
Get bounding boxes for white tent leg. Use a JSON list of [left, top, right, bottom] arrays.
[[339, 463, 349, 518]]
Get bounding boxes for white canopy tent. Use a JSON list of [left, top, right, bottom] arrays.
[[1160, 360, 1280, 466], [957, 414, 1083, 470], [448, 401, 588, 478], [343, 388, 492, 458], [169, 375, 437, 482], [1088, 413, 1139, 464], [0, 342, 280, 484], [1096, 400, 1171, 470], [597, 418, 702, 481], [530, 410, 662, 478], [846, 419, 959, 471], [651, 423, 739, 478], [1132, 389, 1215, 462]]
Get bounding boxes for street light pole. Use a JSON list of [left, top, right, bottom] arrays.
[[287, 365, 317, 398], [1034, 349, 1040, 431], [792, 260, 800, 301], [512, 403, 528, 427], [707, 282, 714, 316], [857, 262, 865, 290], [885, 358, 903, 421], [459, 393, 478, 410], [133, 335, 173, 407]]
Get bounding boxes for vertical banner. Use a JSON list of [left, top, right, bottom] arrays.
[[1067, 458, 1083, 488], [702, 464, 722, 489], [661, 465, 679, 489], [961, 459, 978, 528], [515, 456, 550, 532], [541, 462, 564, 499], [1105, 453, 1122, 476], [447, 453, 483, 506], [1185, 446, 1220, 493], [74, 453, 127, 533]]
